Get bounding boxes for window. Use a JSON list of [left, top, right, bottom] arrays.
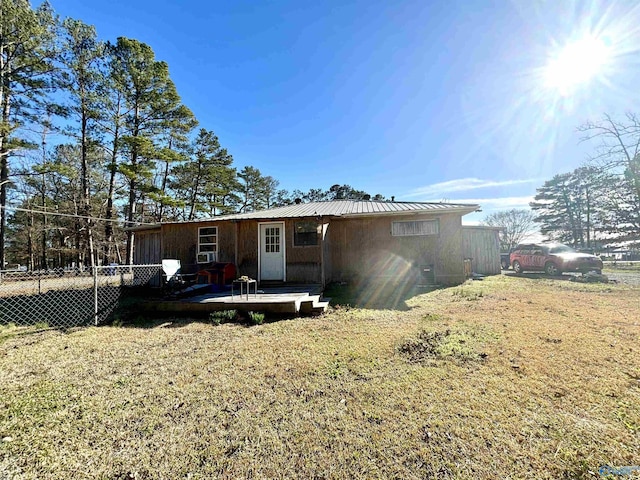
[[391, 220, 439, 237], [264, 226, 281, 253], [294, 221, 318, 246], [198, 227, 217, 262]]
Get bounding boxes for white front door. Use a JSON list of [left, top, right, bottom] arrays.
[[259, 223, 285, 281]]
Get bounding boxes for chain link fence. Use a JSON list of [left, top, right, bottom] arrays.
[[0, 265, 162, 329]]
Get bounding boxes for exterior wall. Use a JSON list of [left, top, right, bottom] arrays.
[[283, 220, 322, 283], [140, 211, 467, 285], [133, 229, 162, 264], [327, 213, 465, 286], [161, 221, 237, 275], [157, 218, 322, 282], [133, 229, 162, 287], [232, 219, 322, 282], [322, 222, 332, 285], [236, 221, 258, 279], [462, 227, 501, 275]]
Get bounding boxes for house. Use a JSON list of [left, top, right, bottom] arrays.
[[132, 200, 481, 286]]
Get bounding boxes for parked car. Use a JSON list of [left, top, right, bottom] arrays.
[[509, 243, 603, 275]]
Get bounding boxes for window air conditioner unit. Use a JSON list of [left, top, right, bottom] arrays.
[[197, 252, 217, 264]]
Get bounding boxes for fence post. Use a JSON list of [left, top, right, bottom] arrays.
[[93, 267, 99, 326]]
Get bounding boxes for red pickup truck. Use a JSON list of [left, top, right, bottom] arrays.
[[510, 243, 603, 275]]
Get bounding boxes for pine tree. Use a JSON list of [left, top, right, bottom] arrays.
[[59, 18, 106, 267], [530, 167, 608, 247], [237, 166, 268, 213], [0, 0, 57, 269], [171, 128, 236, 220], [152, 107, 196, 221], [109, 37, 194, 263]]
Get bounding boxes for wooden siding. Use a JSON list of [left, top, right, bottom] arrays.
[[160, 221, 237, 274], [462, 227, 501, 275], [133, 229, 161, 264], [322, 222, 332, 286], [133, 229, 162, 287], [142, 212, 468, 285], [327, 213, 465, 285], [236, 221, 258, 279], [251, 220, 322, 283], [158, 218, 321, 282], [284, 220, 321, 283]]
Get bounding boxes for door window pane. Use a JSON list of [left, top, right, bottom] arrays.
[[264, 226, 280, 253]]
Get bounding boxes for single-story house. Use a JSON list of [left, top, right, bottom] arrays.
[[132, 199, 483, 286]]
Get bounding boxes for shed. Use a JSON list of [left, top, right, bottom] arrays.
[[462, 226, 501, 275]]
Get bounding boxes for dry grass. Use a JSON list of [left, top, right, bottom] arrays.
[[0, 273, 132, 298], [0, 275, 638, 479]]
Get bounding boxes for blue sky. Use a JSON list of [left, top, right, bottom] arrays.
[[46, 0, 640, 223]]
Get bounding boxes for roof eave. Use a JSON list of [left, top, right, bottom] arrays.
[[127, 223, 162, 232], [339, 206, 479, 218]]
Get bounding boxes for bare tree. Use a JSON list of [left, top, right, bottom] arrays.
[[482, 209, 536, 252], [579, 113, 640, 170], [579, 113, 640, 244]]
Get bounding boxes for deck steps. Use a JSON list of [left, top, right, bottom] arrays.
[[300, 295, 331, 315], [311, 300, 330, 315], [141, 285, 330, 317], [299, 295, 321, 314]]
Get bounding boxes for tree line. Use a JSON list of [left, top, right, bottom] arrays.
[[484, 113, 640, 252], [1, 1, 383, 271]]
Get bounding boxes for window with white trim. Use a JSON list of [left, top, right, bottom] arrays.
[[197, 226, 217, 262], [391, 220, 439, 236]]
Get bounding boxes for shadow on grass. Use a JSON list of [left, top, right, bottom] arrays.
[[120, 280, 440, 330], [118, 304, 294, 330], [324, 280, 441, 311], [502, 271, 577, 281], [0, 280, 445, 336], [503, 271, 615, 286]]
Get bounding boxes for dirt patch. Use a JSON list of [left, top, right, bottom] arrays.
[[397, 326, 490, 363]]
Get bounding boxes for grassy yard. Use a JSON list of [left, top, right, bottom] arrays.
[[1, 275, 638, 479]]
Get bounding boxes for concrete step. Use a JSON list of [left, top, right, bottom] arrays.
[[311, 300, 330, 315], [299, 294, 321, 314]]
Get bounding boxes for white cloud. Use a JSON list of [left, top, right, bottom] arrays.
[[455, 196, 534, 208], [424, 196, 534, 209], [406, 177, 539, 198]]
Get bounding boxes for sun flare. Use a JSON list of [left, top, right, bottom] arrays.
[[543, 35, 610, 96]]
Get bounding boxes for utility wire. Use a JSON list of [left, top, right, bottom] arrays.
[[0, 205, 159, 226]]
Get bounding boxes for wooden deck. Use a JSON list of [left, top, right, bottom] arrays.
[[141, 284, 330, 316]]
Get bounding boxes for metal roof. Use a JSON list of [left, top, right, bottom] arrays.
[[130, 200, 480, 231]]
